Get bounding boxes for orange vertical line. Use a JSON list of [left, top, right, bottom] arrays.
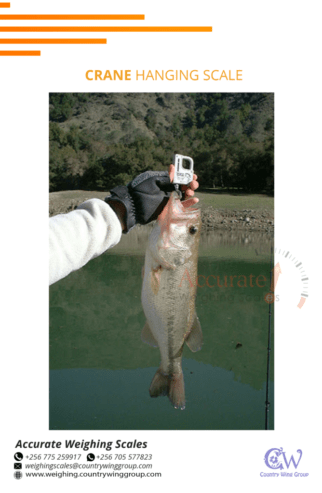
[[0, 50, 41, 55], [0, 26, 213, 32], [297, 297, 306, 309], [0, 14, 145, 20], [0, 38, 107, 44]]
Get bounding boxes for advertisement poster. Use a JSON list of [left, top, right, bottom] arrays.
[[2, 1, 320, 491]]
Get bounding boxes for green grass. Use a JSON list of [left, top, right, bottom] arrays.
[[197, 191, 274, 211], [50, 190, 107, 201], [49, 189, 274, 217]]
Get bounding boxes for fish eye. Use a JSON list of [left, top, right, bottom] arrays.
[[189, 226, 198, 235]]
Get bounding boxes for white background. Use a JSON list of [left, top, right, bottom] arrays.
[[1, 1, 321, 491]]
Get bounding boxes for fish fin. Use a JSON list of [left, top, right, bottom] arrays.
[[173, 343, 184, 359], [141, 321, 158, 348], [152, 253, 176, 271], [169, 373, 186, 410], [185, 314, 203, 352], [149, 369, 169, 397], [151, 267, 161, 295]]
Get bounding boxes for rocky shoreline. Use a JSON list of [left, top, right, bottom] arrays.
[[49, 192, 274, 234], [201, 206, 274, 234]]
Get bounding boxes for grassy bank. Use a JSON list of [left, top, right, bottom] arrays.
[[198, 191, 274, 211], [49, 189, 274, 234], [50, 190, 273, 214]]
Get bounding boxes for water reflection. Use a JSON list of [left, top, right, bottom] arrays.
[[49, 229, 274, 430], [111, 224, 273, 259], [50, 364, 274, 430]]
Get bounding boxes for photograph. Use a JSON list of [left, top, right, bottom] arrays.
[[49, 92, 274, 430]]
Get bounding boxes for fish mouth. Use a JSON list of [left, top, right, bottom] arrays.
[[157, 192, 200, 232], [154, 192, 200, 268], [173, 193, 200, 216]]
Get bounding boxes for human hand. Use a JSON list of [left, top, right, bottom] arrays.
[[168, 164, 199, 207], [106, 165, 199, 233], [106, 170, 173, 233]]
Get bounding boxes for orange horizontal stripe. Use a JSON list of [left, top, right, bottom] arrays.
[[0, 26, 212, 32], [0, 38, 107, 44], [0, 50, 40, 55], [0, 3, 11, 7], [0, 14, 144, 20]]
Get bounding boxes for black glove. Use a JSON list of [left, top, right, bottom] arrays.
[[105, 171, 176, 233]]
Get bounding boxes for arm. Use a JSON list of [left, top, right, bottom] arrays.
[[49, 165, 199, 286], [49, 199, 122, 285]]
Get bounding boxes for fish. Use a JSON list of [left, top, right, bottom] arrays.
[[141, 192, 203, 410]]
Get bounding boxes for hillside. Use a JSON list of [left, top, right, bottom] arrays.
[[49, 93, 274, 193]]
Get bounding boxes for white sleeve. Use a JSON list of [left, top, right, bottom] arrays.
[[49, 198, 122, 285]]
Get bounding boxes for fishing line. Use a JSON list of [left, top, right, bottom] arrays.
[[265, 241, 274, 430]]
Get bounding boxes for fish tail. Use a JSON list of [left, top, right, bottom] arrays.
[[169, 373, 185, 410], [149, 369, 169, 398], [149, 369, 186, 410]]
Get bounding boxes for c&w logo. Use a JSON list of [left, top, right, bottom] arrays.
[[264, 448, 303, 470]]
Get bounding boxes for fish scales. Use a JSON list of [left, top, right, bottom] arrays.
[[141, 192, 203, 410]]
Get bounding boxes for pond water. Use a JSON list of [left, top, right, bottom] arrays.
[[49, 228, 274, 430]]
